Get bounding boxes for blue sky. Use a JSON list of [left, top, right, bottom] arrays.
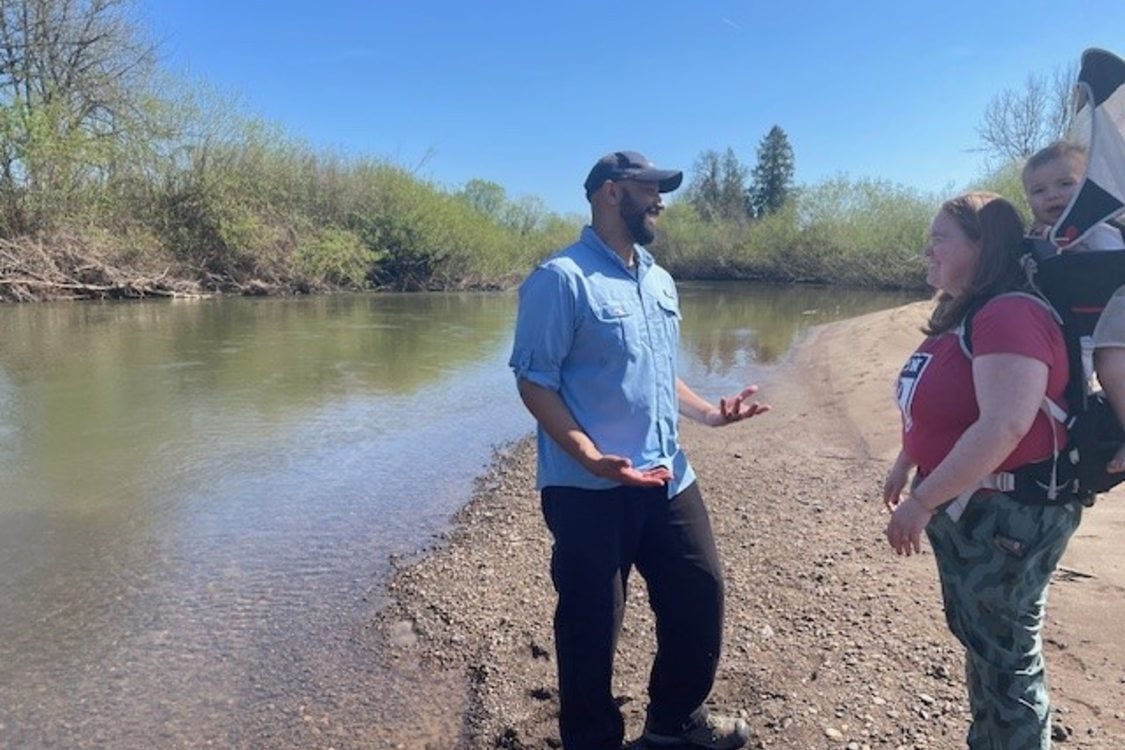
[[142, 1, 1125, 217]]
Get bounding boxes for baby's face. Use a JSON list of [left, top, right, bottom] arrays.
[[1023, 154, 1085, 227]]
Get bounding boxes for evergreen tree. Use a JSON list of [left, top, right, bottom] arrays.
[[748, 126, 795, 217]]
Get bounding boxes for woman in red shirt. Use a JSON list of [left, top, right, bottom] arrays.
[[884, 191, 1078, 749]]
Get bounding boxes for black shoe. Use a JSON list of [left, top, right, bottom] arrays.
[[642, 710, 749, 750]]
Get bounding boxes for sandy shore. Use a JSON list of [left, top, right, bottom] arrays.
[[373, 301, 1125, 749]]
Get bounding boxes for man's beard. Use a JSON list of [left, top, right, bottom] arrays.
[[620, 192, 655, 246]]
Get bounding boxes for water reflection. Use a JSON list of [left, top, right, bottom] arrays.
[[0, 295, 516, 505], [677, 281, 921, 398]]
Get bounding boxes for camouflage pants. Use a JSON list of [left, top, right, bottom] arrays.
[[926, 492, 1082, 750]]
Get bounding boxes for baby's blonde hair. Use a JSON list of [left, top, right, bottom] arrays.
[[1022, 140, 1087, 184]]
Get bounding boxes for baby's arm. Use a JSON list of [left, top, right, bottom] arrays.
[[1095, 347, 1125, 472]]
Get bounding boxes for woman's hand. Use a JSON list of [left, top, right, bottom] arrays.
[[883, 451, 929, 554], [882, 452, 914, 512], [885, 493, 933, 556]]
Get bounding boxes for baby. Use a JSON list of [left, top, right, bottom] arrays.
[[1023, 140, 1125, 472]]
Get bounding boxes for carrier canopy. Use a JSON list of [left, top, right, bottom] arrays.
[[988, 48, 1125, 505], [1051, 48, 1125, 247]]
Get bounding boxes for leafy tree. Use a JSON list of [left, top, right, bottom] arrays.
[[502, 195, 547, 236], [748, 125, 794, 217], [0, 0, 159, 233], [460, 178, 507, 219], [976, 66, 1075, 163], [459, 179, 548, 235], [686, 147, 749, 221]]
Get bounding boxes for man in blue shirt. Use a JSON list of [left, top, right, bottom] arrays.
[[509, 151, 770, 750]]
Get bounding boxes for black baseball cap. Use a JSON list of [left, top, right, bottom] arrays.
[[583, 151, 683, 200]]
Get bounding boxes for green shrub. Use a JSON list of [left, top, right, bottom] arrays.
[[655, 176, 933, 289], [296, 227, 372, 288]]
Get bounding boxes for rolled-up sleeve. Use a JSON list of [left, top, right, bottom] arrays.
[[509, 266, 575, 391]]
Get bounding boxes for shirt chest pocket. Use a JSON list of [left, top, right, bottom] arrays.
[[653, 293, 681, 344], [589, 300, 640, 353], [586, 293, 681, 356]]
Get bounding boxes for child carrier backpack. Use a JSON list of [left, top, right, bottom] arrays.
[[978, 46, 1125, 505], [959, 237, 1125, 506]]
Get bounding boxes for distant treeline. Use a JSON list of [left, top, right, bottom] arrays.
[[0, 0, 1034, 302], [652, 135, 1033, 290]]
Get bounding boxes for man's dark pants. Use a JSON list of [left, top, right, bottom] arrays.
[[541, 481, 725, 750]]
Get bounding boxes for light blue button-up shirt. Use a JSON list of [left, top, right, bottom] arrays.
[[509, 226, 695, 497]]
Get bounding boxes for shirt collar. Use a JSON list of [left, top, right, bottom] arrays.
[[580, 225, 655, 274]]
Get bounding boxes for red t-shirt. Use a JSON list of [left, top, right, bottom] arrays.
[[895, 294, 1068, 476]]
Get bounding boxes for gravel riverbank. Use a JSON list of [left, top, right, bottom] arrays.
[[372, 301, 1125, 749]]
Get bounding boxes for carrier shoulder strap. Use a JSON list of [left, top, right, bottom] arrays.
[[957, 292, 1067, 424], [956, 291, 1057, 357], [954, 292, 1072, 504]]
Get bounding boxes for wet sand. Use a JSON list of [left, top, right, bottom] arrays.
[[374, 300, 1125, 749]]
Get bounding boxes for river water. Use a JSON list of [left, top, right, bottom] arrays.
[[0, 283, 919, 748]]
